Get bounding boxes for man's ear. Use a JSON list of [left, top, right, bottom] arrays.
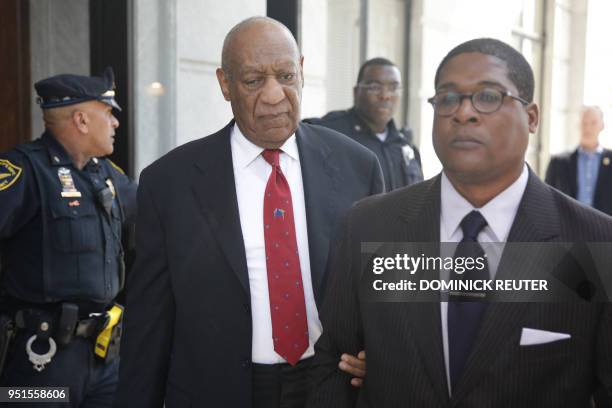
[[216, 68, 232, 102], [73, 111, 89, 134], [526, 102, 539, 134], [299, 55, 305, 88]]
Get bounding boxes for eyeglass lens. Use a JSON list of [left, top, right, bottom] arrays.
[[434, 88, 504, 115]]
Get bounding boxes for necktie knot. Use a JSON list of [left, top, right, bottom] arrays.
[[460, 210, 487, 242], [262, 149, 281, 167]]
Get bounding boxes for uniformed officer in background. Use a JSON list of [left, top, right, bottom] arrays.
[[307, 57, 423, 191], [0, 68, 136, 407]]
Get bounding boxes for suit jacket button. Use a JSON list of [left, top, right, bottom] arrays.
[[243, 304, 250, 314], [242, 359, 251, 368]]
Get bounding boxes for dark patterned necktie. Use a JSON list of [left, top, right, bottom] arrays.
[[448, 210, 490, 389], [262, 149, 308, 366]]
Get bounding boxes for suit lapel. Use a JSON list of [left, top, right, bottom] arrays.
[[569, 149, 578, 198], [296, 123, 339, 304], [593, 149, 612, 207], [450, 171, 561, 404], [398, 177, 450, 405], [191, 122, 250, 297]]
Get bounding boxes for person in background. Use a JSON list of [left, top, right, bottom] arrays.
[[545, 106, 612, 216], [308, 57, 423, 191]]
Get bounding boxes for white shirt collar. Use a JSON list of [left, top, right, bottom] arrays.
[[376, 129, 388, 142], [440, 164, 529, 242], [231, 122, 299, 169]]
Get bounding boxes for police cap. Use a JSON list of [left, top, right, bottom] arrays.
[[34, 67, 121, 111]]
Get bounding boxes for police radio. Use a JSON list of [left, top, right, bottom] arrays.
[[95, 185, 114, 216]]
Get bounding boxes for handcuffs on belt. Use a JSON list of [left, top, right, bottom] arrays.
[[25, 321, 57, 372], [18, 303, 124, 371]]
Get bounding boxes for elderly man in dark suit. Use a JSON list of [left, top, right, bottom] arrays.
[[308, 38, 612, 407], [545, 106, 612, 216], [114, 16, 383, 408]]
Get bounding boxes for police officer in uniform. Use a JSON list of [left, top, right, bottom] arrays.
[[308, 57, 423, 191], [0, 68, 136, 407]]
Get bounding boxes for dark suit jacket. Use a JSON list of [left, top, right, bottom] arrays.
[[114, 121, 384, 408], [308, 171, 612, 407], [545, 148, 612, 216]]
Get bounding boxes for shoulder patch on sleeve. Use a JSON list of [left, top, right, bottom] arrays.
[[0, 159, 23, 191], [107, 159, 126, 175]]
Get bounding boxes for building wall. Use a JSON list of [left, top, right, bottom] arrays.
[[301, 0, 362, 119], [301, 0, 409, 124], [299, 0, 329, 119], [583, 0, 612, 148], [367, 0, 407, 127], [537, 0, 589, 176], [133, 0, 266, 176], [29, 0, 90, 140]]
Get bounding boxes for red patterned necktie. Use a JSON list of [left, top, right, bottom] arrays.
[[262, 149, 308, 366]]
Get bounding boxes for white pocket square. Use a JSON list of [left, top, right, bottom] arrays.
[[519, 327, 571, 346]]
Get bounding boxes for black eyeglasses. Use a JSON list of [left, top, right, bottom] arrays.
[[427, 88, 529, 116]]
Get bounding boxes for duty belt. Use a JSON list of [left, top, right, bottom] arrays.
[[15, 308, 108, 340], [13, 304, 109, 372]]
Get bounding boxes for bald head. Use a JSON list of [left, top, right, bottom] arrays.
[[221, 16, 300, 76], [216, 16, 304, 149], [580, 105, 604, 151]]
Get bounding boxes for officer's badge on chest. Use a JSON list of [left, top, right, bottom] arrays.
[[105, 178, 116, 198], [401, 145, 415, 164], [58, 167, 82, 198]]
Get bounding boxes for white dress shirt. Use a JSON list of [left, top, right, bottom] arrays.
[[439, 164, 528, 394], [231, 123, 322, 364]]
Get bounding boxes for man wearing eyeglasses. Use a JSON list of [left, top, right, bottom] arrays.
[[307, 38, 612, 407], [308, 58, 423, 191]]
